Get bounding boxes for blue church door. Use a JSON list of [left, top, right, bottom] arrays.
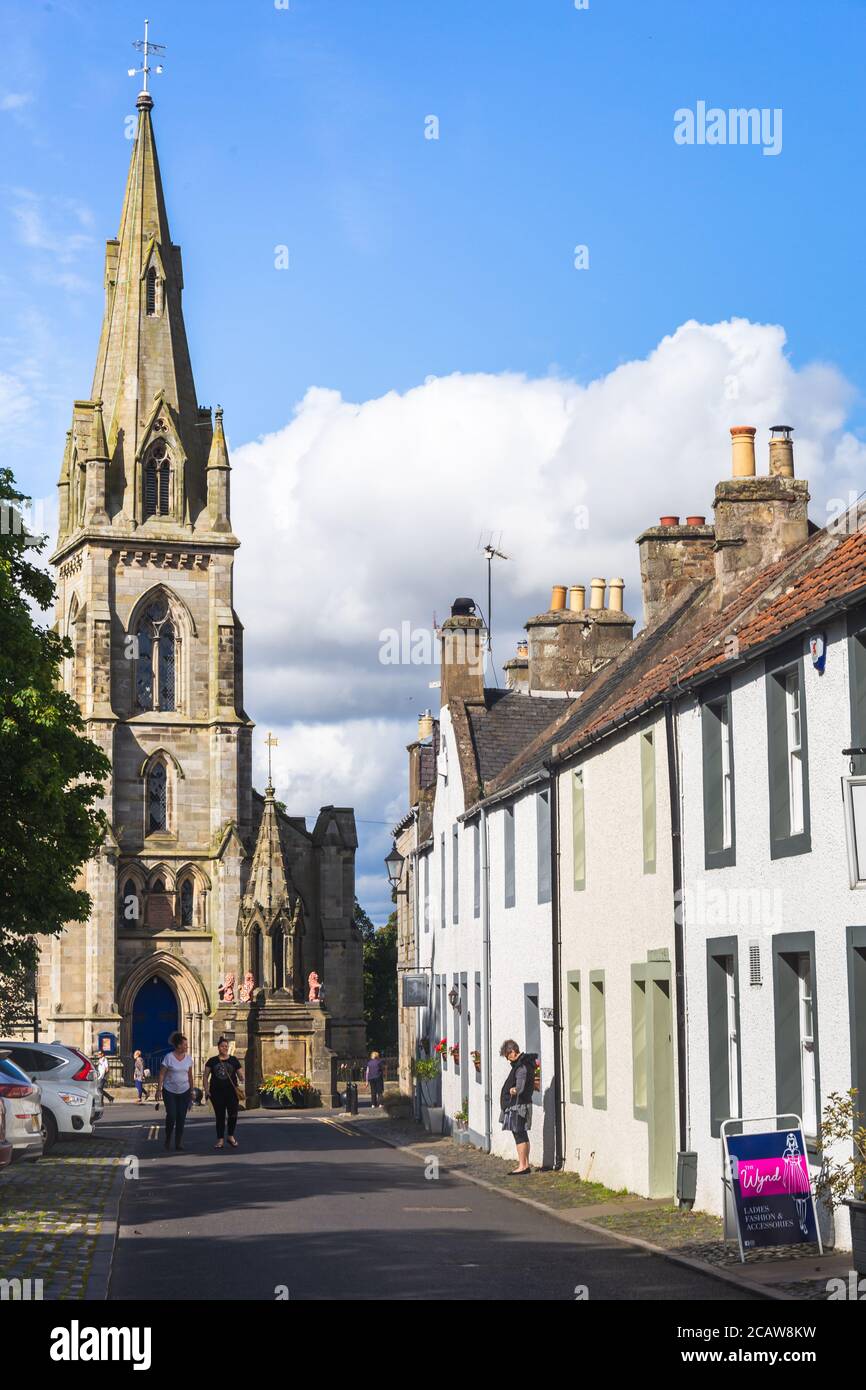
[[132, 977, 179, 1061]]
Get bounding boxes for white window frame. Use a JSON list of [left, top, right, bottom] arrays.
[[797, 953, 817, 1138], [718, 700, 733, 851], [785, 670, 804, 835], [724, 955, 740, 1119]]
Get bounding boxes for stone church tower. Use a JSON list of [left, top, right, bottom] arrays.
[[44, 85, 365, 1085]]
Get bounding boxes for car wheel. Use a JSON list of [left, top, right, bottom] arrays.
[[41, 1110, 58, 1154]]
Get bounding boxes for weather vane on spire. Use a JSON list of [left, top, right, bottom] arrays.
[[265, 732, 279, 791], [128, 18, 166, 95]]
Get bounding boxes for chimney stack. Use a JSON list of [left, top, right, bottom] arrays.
[[525, 580, 634, 695], [637, 515, 716, 628], [713, 426, 809, 605], [439, 597, 486, 707]]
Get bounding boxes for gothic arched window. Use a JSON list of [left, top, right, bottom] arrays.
[[143, 440, 170, 519], [135, 596, 176, 712], [179, 878, 193, 927], [120, 878, 140, 926], [148, 763, 167, 833]]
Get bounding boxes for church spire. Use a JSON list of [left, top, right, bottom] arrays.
[[84, 47, 208, 533]]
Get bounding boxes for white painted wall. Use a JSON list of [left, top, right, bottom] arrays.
[[680, 616, 860, 1248], [416, 706, 556, 1162], [557, 710, 681, 1197]]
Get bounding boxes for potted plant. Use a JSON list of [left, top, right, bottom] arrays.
[[454, 1099, 470, 1142], [816, 1088, 866, 1274], [449, 1043, 460, 1065], [533, 1061, 542, 1093], [412, 1056, 443, 1134], [433, 1037, 447, 1057], [259, 1070, 319, 1110], [470, 1050, 481, 1074]]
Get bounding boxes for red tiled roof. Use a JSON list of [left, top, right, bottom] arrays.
[[555, 524, 866, 760]]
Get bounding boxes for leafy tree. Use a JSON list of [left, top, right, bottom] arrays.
[[0, 468, 109, 1002], [355, 897, 397, 1054]]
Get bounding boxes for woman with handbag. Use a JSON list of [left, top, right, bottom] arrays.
[[499, 1039, 535, 1176], [203, 1036, 244, 1150]]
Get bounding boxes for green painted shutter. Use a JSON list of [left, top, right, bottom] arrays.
[[572, 769, 586, 891], [566, 973, 583, 1104], [641, 731, 656, 874]]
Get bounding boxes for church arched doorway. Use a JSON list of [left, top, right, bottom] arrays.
[[131, 976, 179, 1059]]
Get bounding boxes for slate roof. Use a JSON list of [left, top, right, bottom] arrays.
[[466, 689, 570, 788]]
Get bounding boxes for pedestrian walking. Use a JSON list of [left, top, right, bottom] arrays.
[[132, 1050, 149, 1103], [203, 1037, 244, 1149], [365, 1050, 385, 1108], [156, 1032, 194, 1152], [95, 1052, 115, 1106], [499, 1039, 536, 1176]]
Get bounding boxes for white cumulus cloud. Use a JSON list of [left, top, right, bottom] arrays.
[[227, 317, 866, 919]]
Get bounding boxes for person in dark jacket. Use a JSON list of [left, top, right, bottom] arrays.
[[365, 1051, 385, 1108], [499, 1039, 535, 1175]]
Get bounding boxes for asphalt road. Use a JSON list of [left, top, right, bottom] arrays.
[[105, 1103, 755, 1301]]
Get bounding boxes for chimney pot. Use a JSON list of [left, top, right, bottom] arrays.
[[517, 640, 528, 657], [730, 426, 757, 478], [417, 709, 434, 741], [608, 578, 624, 612], [686, 515, 706, 526], [659, 515, 680, 527], [550, 585, 567, 612], [568, 584, 586, 612], [768, 424, 795, 479], [589, 577, 606, 610]]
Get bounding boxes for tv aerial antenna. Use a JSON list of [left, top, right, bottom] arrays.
[[477, 531, 509, 658]]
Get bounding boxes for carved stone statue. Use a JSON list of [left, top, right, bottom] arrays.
[[308, 971, 322, 1003], [218, 971, 236, 1004], [239, 970, 255, 1004]]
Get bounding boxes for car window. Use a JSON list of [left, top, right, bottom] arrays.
[[0, 1056, 33, 1085], [0, 1047, 35, 1072], [30, 1051, 67, 1073]]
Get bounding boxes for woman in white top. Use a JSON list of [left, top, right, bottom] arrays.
[[156, 1032, 194, 1152]]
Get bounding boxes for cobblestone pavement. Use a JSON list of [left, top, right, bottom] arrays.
[[0, 1122, 140, 1301]]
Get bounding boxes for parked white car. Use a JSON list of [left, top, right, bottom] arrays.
[[0, 1042, 101, 1153], [0, 1052, 43, 1162]]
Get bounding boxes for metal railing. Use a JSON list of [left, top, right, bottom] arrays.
[[335, 1055, 398, 1082]]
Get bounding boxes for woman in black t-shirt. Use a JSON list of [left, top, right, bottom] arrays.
[[203, 1037, 244, 1149]]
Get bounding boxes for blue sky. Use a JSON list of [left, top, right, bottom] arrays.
[[4, 0, 866, 922]]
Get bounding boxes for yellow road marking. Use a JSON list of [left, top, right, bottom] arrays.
[[319, 1117, 363, 1138]]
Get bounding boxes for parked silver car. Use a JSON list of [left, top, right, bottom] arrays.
[[0, 1042, 101, 1153], [0, 1052, 43, 1162]]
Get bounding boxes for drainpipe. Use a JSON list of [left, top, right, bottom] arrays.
[[664, 700, 689, 1161], [548, 763, 564, 1170], [481, 805, 493, 1152]]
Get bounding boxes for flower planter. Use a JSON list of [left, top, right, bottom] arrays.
[[417, 1077, 441, 1109], [846, 1198, 866, 1276], [422, 1104, 444, 1135], [259, 1091, 282, 1109]]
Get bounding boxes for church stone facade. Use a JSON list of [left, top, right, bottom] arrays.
[[42, 87, 365, 1091]]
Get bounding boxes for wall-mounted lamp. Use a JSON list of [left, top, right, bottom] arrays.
[[385, 844, 408, 895]]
